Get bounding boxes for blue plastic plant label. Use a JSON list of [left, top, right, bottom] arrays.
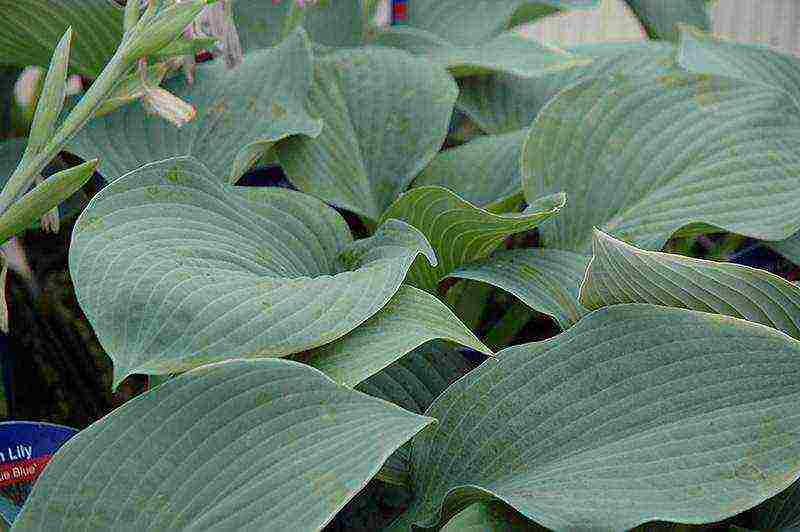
[[0, 422, 77, 526]]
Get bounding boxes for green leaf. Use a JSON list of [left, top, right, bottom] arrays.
[[12, 358, 434, 532], [522, 72, 800, 254], [405, 0, 600, 46], [375, 27, 591, 78], [457, 41, 680, 134], [678, 25, 800, 109], [357, 342, 475, 487], [380, 186, 565, 292], [412, 129, 528, 212], [24, 28, 71, 161], [452, 248, 588, 330], [235, 0, 368, 52], [67, 27, 322, 185], [297, 285, 490, 387], [768, 235, 800, 266], [276, 47, 457, 222], [396, 304, 800, 531], [0, 158, 98, 245], [580, 230, 800, 339], [623, 0, 710, 41], [69, 157, 435, 388], [0, 0, 122, 77], [442, 502, 543, 532]]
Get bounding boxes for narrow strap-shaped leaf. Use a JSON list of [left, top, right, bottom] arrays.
[[453, 248, 588, 329], [12, 359, 434, 532], [69, 157, 434, 387], [23, 28, 71, 161], [298, 285, 490, 387], [0, 159, 97, 245], [396, 304, 800, 531], [379, 186, 565, 292], [580, 230, 800, 339]]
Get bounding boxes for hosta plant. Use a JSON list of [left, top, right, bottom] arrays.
[[2, 0, 800, 531]]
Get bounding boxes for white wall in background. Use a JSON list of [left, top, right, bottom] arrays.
[[522, 0, 800, 56]]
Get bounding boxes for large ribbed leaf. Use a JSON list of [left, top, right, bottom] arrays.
[[412, 129, 528, 213], [69, 157, 435, 387], [380, 186, 565, 292], [375, 27, 590, 78], [453, 248, 588, 329], [522, 73, 800, 254], [623, 0, 711, 41], [457, 41, 680, 134], [405, 0, 599, 46], [12, 359, 433, 532], [297, 285, 490, 387], [678, 25, 800, 109], [580, 230, 800, 338], [68, 28, 322, 185], [0, 0, 122, 77], [236, 0, 368, 51], [277, 47, 457, 222], [358, 342, 475, 487], [394, 304, 800, 531]]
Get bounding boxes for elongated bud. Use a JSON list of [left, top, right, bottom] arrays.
[[24, 27, 72, 160], [142, 87, 197, 127]]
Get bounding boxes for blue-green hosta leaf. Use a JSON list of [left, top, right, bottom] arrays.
[[11, 358, 433, 532], [0, 0, 122, 77], [457, 41, 680, 134], [441, 502, 542, 532], [522, 73, 800, 254], [379, 186, 565, 292], [67, 27, 322, 185], [580, 230, 800, 339], [276, 47, 458, 222], [412, 129, 528, 213], [297, 285, 490, 387], [358, 342, 475, 487], [395, 304, 800, 531], [623, 0, 710, 41], [69, 157, 435, 387], [769, 235, 800, 266], [236, 0, 368, 52], [375, 27, 590, 78], [678, 25, 800, 110], [453, 248, 588, 330], [405, 0, 599, 46]]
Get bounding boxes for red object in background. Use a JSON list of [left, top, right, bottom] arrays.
[[392, 0, 407, 23]]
